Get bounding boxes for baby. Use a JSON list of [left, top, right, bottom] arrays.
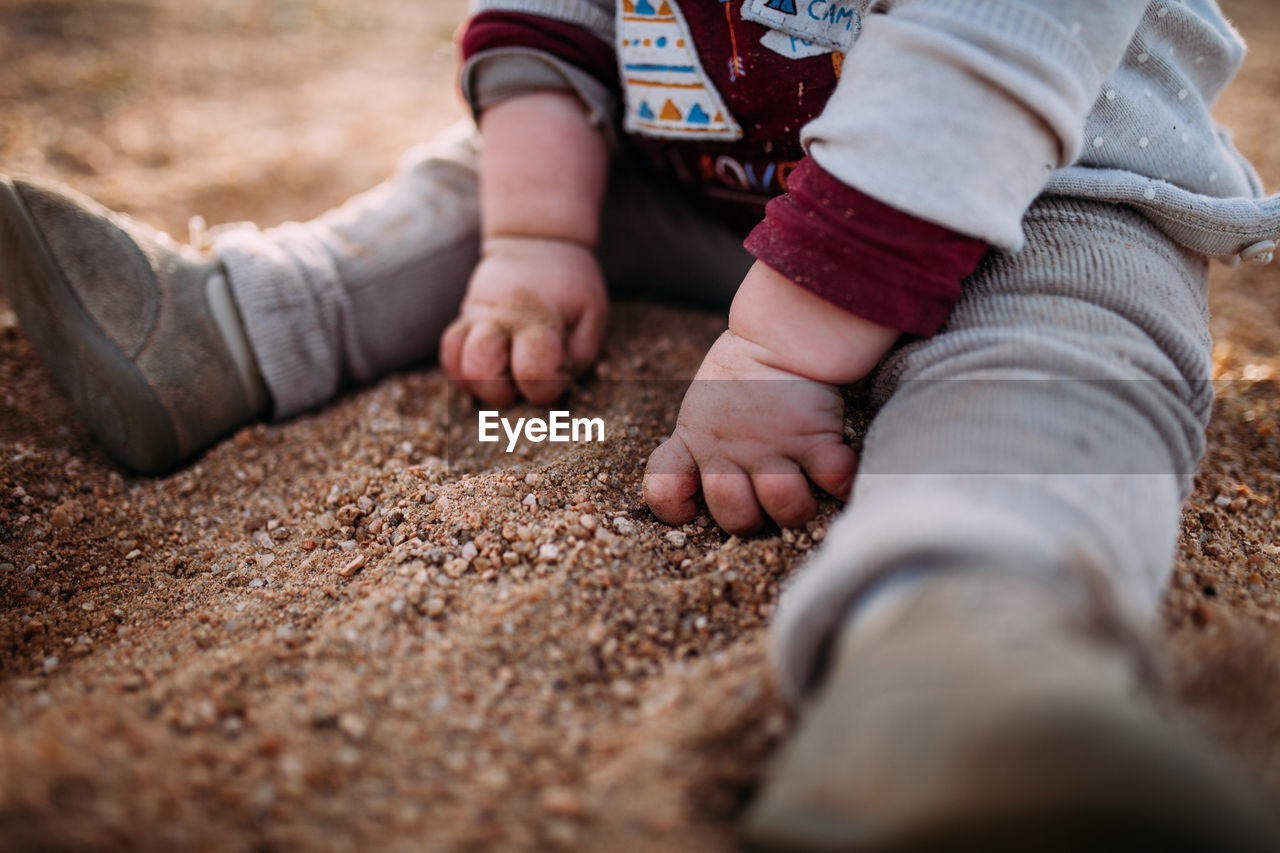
[[4, 0, 1280, 846]]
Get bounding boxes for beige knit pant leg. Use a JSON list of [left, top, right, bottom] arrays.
[[214, 127, 750, 419], [214, 124, 482, 418], [771, 198, 1214, 700]]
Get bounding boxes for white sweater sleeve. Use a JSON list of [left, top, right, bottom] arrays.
[[803, 0, 1149, 251], [469, 0, 615, 42]]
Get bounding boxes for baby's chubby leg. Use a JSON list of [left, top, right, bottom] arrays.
[[745, 199, 1277, 847], [773, 198, 1214, 689]]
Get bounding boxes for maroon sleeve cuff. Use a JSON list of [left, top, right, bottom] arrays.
[[461, 11, 619, 94], [744, 158, 990, 337]]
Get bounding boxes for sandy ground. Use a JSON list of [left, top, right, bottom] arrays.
[[1, 0, 1280, 849]]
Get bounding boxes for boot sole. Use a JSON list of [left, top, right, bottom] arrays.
[[744, 701, 1278, 853], [0, 177, 179, 473]]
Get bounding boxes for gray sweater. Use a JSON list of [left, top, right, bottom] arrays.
[[466, 0, 1279, 263]]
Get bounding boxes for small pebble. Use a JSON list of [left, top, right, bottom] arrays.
[[538, 543, 560, 562], [338, 555, 366, 577], [338, 712, 369, 741], [665, 530, 686, 547], [544, 819, 578, 846], [540, 787, 585, 818], [613, 517, 635, 535], [49, 499, 85, 528], [610, 679, 637, 701]]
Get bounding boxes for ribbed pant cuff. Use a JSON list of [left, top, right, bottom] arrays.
[[215, 226, 340, 419]]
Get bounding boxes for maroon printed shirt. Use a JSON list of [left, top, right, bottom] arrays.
[[462, 0, 989, 336]]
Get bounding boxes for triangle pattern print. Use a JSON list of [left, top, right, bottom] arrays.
[[618, 0, 743, 140]]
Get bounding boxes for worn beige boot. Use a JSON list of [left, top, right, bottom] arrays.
[[0, 176, 268, 473], [745, 569, 1277, 852]]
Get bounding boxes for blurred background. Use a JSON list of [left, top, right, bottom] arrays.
[[0, 0, 470, 235]]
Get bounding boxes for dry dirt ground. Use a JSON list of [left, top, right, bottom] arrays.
[[1, 1, 1279, 849]]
